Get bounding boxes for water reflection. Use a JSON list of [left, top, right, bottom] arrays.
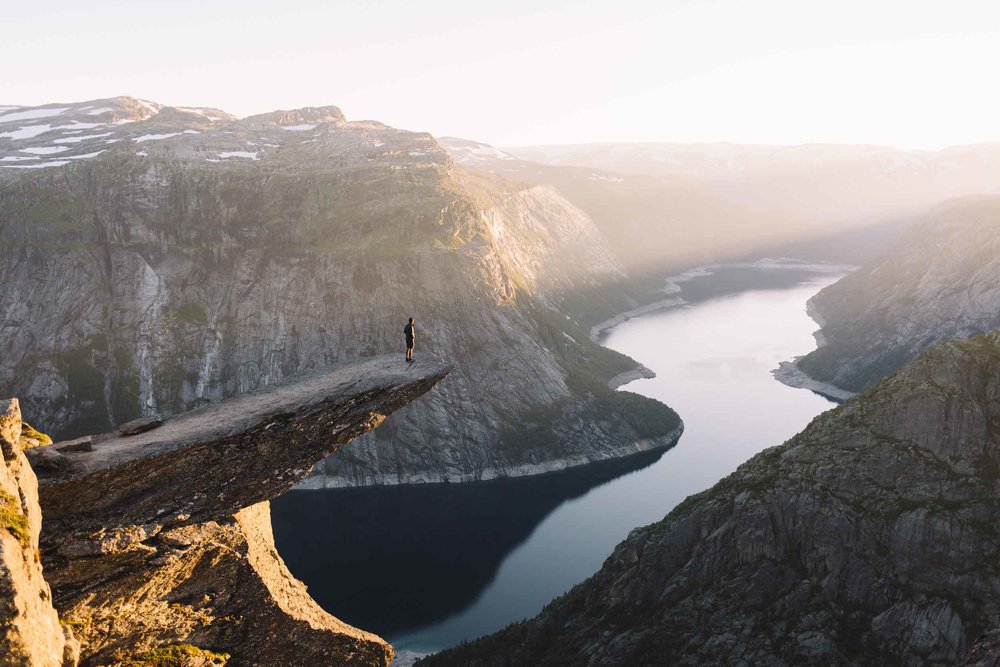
[[271, 448, 666, 638], [272, 264, 846, 653]]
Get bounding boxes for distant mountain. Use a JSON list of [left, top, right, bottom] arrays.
[[439, 138, 915, 274], [506, 141, 1000, 222], [422, 331, 1000, 666], [788, 196, 1000, 393], [0, 96, 680, 486]]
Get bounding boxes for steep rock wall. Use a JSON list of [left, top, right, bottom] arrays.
[[0, 98, 679, 487], [791, 196, 1000, 393]]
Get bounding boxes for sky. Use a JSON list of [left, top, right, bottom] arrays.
[[2, 0, 999, 149]]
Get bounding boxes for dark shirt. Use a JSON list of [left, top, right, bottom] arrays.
[[404, 323, 415, 340]]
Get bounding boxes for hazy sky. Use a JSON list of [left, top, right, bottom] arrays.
[[3, 0, 999, 148]]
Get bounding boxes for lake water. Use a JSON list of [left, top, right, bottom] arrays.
[[271, 264, 846, 655]]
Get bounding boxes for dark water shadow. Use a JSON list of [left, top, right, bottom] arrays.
[[271, 446, 667, 638]]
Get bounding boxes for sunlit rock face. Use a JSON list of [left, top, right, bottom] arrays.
[[421, 332, 1000, 667], [0, 97, 679, 487], [0, 399, 76, 666], [794, 196, 1000, 393]]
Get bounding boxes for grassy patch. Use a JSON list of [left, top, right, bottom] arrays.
[[174, 302, 209, 326], [20, 422, 52, 447], [119, 644, 230, 667], [0, 490, 29, 548]]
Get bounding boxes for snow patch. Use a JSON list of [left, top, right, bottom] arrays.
[[216, 151, 258, 160], [280, 124, 316, 131], [0, 124, 54, 140], [20, 146, 70, 155], [53, 132, 113, 144], [133, 132, 181, 142], [0, 160, 70, 169], [0, 107, 69, 123], [136, 151, 148, 157], [54, 121, 102, 130], [85, 107, 113, 115], [0, 156, 37, 162]]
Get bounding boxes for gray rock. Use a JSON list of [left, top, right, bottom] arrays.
[[54, 435, 93, 453], [421, 332, 1000, 667], [788, 197, 1000, 394], [116, 415, 163, 436]]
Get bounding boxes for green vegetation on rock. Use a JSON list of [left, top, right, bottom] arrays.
[[174, 302, 209, 326], [117, 644, 230, 667], [19, 422, 52, 447], [0, 489, 30, 547]]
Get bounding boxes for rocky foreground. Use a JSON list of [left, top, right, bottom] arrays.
[[422, 333, 1000, 666], [789, 196, 1000, 395], [2, 354, 449, 666]]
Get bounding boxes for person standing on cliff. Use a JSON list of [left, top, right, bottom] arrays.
[[404, 317, 415, 362]]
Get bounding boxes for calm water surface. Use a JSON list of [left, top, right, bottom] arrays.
[[272, 266, 845, 654]]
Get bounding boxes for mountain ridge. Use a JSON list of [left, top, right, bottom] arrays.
[[0, 96, 681, 487]]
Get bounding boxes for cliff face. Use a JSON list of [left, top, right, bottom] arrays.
[[0, 399, 76, 666], [0, 97, 679, 487], [422, 332, 1000, 666], [14, 354, 448, 666], [794, 197, 1000, 393]]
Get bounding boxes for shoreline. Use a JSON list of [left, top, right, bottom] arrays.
[[302, 258, 853, 490], [296, 424, 684, 489], [606, 363, 656, 389], [589, 257, 857, 344], [771, 358, 855, 403], [771, 288, 857, 403], [589, 296, 685, 344]]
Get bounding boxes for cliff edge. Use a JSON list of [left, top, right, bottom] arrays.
[[4, 355, 449, 666]]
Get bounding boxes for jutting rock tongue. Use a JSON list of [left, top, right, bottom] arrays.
[[30, 355, 450, 666]]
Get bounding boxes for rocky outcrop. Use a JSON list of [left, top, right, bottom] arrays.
[[962, 629, 1000, 667], [791, 197, 1000, 393], [421, 332, 1000, 666], [0, 97, 678, 487], [9, 355, 448, 666], [0, 399, 76, 666]]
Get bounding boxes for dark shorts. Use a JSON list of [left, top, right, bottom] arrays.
[[406, 338, 414, 349]]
